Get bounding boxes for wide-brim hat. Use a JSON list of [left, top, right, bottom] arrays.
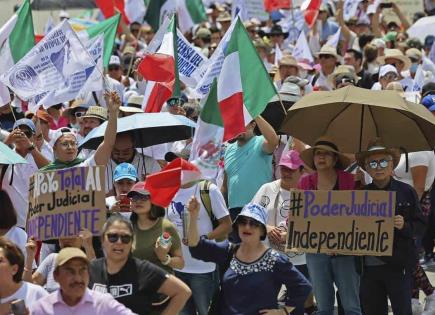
[[82, 106, 108, 121], [315, 45, 339, 59], [62, 99, 90, 117], [267, 25, 289, 39], [355, 138, 401, 171], [377, 49, 412, 71], [300, 137, 351, 170], [217, 11, 231, 22], [328, 65, 361, 86]]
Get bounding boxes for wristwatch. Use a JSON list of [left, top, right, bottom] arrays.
[[27, 143, 35, 152]]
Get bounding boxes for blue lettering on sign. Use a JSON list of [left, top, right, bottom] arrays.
[[303, 191, 393, 218]]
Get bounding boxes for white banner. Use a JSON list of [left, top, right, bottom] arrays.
[[293, 30, 314, 63], [176, 30, 208, 87], [0, 21, 102, 107]]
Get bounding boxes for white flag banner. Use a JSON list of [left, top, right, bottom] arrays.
[[325, 27, 341, 48], [429, 42, 435, 64], [193, 18, 238, 98], [125, 0, 146, 23], [293, 30, 314, 63], [343, 0, 361, 21], [274, 43, 283, 66], [412, 65, 425, 92], [0, 21, 102, 108], [231, 0, 248, 21], [176, 29, 208, 87], [44, 15, 55, 35]]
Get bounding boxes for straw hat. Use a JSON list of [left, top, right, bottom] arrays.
[[300, 136, 351, 170], [377, 49, 412, 71], [82, 106, 108, 121], [328, 65, 361, 86], [278, 55, 299, 68], [217, 11, 231, 22], [385, 81, 405, 97], [315, 45, 339, 59], [355, 138, 400, 171]]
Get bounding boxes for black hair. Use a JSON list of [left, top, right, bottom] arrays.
[[101, 213, 134, 238], [359, 34, 375, 50], [346, 49, 363, 61], [234, 216, 267, 241], [129, 195, 165, 223], [0, 190, 17, 229], [129, 22, 141, 30]]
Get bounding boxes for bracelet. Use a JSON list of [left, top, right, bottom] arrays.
[[161, 254, 171, 266]]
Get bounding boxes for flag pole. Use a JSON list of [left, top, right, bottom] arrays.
[[126, 28, 143, 77]]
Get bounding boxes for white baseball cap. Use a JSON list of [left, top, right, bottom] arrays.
[[109, 55, 121, 66], [379, 64, 398, 78]]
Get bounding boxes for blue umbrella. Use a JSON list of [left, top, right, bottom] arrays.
[[79, 112, 196, 150], [0, 141, 28, 165]]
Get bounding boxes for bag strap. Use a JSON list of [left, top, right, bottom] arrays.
[[199, 180, 214, 223], [221, 243, 239, 281]]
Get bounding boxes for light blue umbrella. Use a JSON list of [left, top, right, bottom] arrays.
[[0, 141, 28, 165], [79, 112, 196, 150]]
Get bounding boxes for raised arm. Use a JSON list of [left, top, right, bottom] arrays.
[[255, 115, 279, 154]]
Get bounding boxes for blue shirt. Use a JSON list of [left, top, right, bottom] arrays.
[[224, 136, 273, 208], [321, 20, 339, 42], [189, 239, 312, 315]]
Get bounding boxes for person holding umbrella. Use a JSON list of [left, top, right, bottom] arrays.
[[355, 139, 425, 314], [298, 137, 361, 315]]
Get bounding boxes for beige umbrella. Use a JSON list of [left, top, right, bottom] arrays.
[[280, 85, 435, 153]]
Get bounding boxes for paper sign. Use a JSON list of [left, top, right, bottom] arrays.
[[27, 166, 106, 241], [286, 190, 395, 256]]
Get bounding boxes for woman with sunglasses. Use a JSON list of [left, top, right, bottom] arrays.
[[127, 182, 184, 275], [356, 139, 425, 314], [89, 214, 191, 315], [188, 200, 312, 315]]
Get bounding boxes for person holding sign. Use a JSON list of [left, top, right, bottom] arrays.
[[356, 139, 425, 314], [188, 201, 312, 315], [298, 137, 362, 315]]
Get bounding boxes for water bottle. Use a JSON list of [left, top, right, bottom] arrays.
[[182, 207, 189, 243], [159, 232, 172, 249]]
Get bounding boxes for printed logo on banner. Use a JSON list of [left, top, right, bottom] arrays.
[[9, 65, 40, 91]]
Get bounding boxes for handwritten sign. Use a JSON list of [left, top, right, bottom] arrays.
[[286, 190, 395, 256], [27, 166, 106, 241]]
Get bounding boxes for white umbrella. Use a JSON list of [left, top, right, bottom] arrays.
[[407, 16, 435, 42]]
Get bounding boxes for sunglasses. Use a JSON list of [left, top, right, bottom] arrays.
[[130, 194, 150, 202], [74, 111, 86, 118], [367, 158, 391, 169], [382, 73, 398, 81], [106, 233, 133, 244], [108, 65, 121, 71], [319, 54, 335, 59], [238, 217, 261, 228]]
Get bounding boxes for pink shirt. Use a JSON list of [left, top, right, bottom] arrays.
[[30, 288, 136, 315]]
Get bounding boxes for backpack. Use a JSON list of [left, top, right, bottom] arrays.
[[199, 180, 227, 241]]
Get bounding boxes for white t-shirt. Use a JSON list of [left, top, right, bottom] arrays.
[[251, 180, 306, 266], [166, 183, 229, 274], [2, 153, 39, 227], [0, 282, 48, 311], [35, 253, 59, 293], [394, 151, 435, 192]]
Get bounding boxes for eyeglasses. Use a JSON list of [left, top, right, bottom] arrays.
[[74, 111, 85, 118], [59, 141, 78, 149], [382, 73, 398, 81], [106, 233, 133, 244], [130, 194, 150, 202], [237, 217, 261, 228], [367, 158, 392, 169]]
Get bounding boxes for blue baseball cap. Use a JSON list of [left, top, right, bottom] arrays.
[[113, 163, 138, 182], [234, 203, 268, 228], [13, 118, 36, 134], [421, 94, 435, 112]]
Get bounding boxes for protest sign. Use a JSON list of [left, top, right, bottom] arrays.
[[176, 29, 208, 87], [27, 166, 106, 241], [286, 190, 395, 256], [0, 20, 102, 108]]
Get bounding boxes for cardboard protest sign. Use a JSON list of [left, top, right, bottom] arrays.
[[286, 190, 395, 256], [27, 166, 106, 241]]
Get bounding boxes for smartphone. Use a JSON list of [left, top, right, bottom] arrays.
[[119, 194, 130, 206], [11, 299, 26, 315], [380, 2, 393, 8]]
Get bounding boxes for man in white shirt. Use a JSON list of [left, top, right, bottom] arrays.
[[2, 119, 50, 228], [166, 179, 231, 315], [312, 45, 338, 91]]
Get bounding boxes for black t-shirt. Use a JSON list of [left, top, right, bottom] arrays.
[[89, 256, 168, 315]]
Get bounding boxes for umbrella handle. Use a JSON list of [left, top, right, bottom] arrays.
[[399, 147, 409, 172]]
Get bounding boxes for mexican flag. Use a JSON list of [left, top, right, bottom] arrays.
[[145, 0, 206, 33], [0, 0, 34, 106], [216, 18, 276, 141], [138, 15, 181, 113], [95, 0, 130, 25], [145, 158, 202, 207], [190, 80, 225, 180], [78, 14, 121, 68]]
